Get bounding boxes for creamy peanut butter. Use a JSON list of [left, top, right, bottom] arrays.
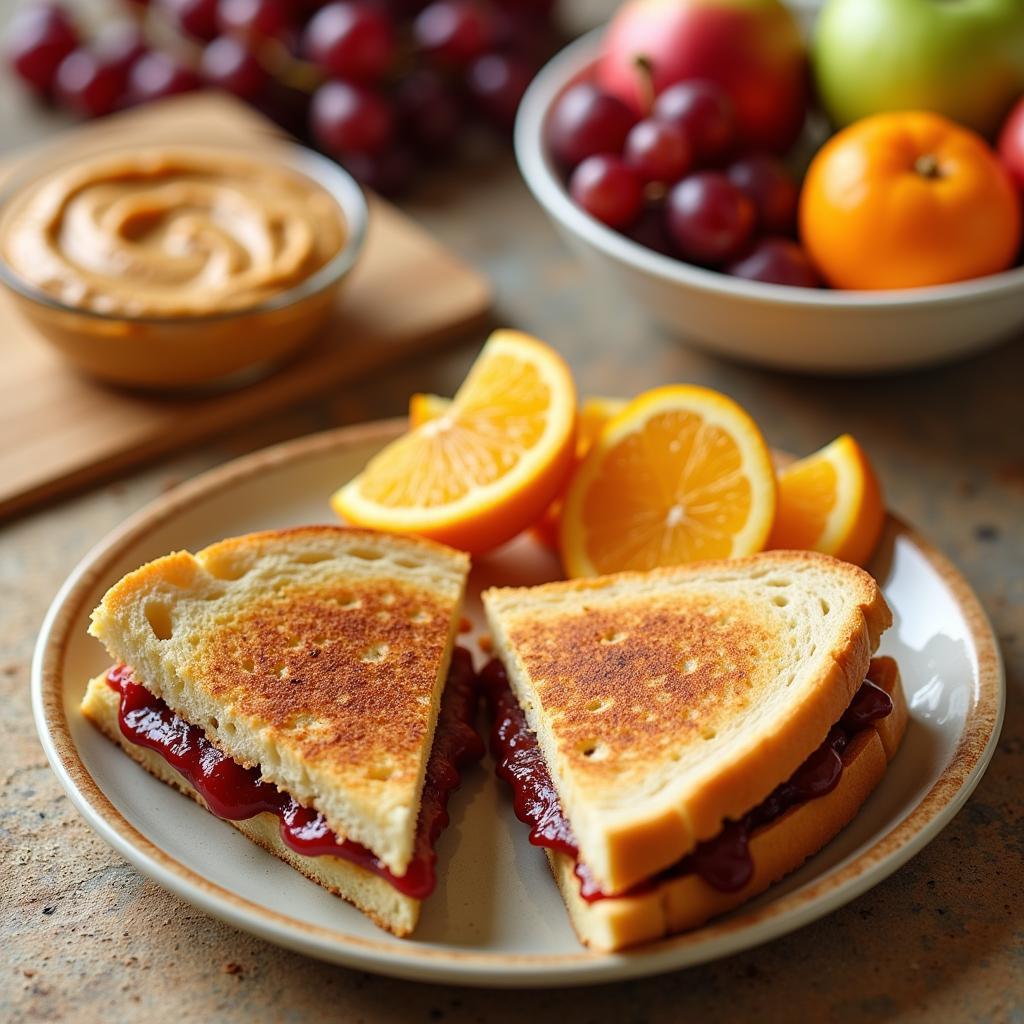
[[0, 148, 347, 317]]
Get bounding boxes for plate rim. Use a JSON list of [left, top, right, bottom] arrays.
[[31, 420, 1005, 986]]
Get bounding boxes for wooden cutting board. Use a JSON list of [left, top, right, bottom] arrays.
[[0, 93, 491, 520]]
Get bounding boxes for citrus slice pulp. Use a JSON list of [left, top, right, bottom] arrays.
[[560, 384, 776, 577], [333, 329, 577, 554], [768, 434, 885, 567]]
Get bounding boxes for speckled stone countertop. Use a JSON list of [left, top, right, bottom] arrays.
[[1, 12, 1022, 1024]]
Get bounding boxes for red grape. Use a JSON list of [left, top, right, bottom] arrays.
[[160, 0, 220, 41], [303, 2, 396, 83], [55, 48, 122, 117], [492, 0, 554, 14], [666, 171, 755, 264], [624, 201, 675, 256], [343, 145, 419, 196], [570, 154, 643, 229], [127, 51, 201, 103], [653, 81, 737, 165], [217, 0, 290, 40], [624, 119, 692, 186], [394, 69, 463, 155], [6, 5, 79, 95], [93, 21, 147, 80], [414, 1, 491, 67], [256, 78, 309, 135], [201, 34, 268, 99], [726, 237, 821, 288], [489, 9, 556, 65], [726, 155, 798, 236], [546, 83, 636, 170], [311, 80, 395, 156], [467, 53, 532, 129]]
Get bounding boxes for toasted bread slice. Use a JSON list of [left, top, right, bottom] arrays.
[[483, 550, 891, 894], [81, 672, 421, 936], [89, 526, 469, 875], [548, 657, 908, 951]]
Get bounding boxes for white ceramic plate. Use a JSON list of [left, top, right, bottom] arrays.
[[33, 422, 1004, 987]]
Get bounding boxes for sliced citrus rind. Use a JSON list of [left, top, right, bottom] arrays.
[[408, 392, 450, 428], [532, 395, 628, 550], [560, 385, 776, 577], [333, 330, 577, 554], [769, 434, 884, 567]]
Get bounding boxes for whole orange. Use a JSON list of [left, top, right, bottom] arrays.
[[800, 111, 1021, 290]]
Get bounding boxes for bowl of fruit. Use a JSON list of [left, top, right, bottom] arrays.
[[515, 0, 1024, 374]]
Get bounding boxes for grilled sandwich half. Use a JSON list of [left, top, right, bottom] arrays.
[[82, 526, 479, 937], [482, 550, 907, 951]]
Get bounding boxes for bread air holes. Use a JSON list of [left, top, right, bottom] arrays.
[[578, 740, 607, 761], [410, 609, 431, 624], [348, 546, 383, 562], [293, 550, 333, 564], [600, 630, 628, 645], [819, 598, 831, 616], [772, 595, 789, 608], [362, 642, 389, 664], [204, 555, 251, 581], [144, 602, 173, 641], [585, 697, 612, 714], [393, 557, 423, 570], [367, 764, 393, 782]]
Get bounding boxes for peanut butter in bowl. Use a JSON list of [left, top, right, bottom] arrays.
[[0, 142, 367, 389]]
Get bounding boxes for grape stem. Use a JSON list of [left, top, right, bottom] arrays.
[[632, 54, 655, 116]]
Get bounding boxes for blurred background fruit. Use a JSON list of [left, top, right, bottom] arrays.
[[4, 0, 568, 196], [813, 0, 1024, 139], [799, 111, 1021, 290], [998, 94, 1024, 191], [598, 0, 808, 153]]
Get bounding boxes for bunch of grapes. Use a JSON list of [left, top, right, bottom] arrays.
[[547, 79, 820, 287], [5, 0, 562, 195]]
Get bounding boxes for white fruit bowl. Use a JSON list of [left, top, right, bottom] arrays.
[[514, 28, 1024, 375]]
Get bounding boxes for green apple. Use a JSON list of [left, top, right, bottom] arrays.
[[813, 0, 1024, 138]]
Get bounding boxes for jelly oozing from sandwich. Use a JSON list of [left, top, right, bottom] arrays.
[[479, 657, 893, 899], [106, 647, 483, 899]]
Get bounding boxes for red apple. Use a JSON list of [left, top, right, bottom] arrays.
[[998, 96, 1024, 191], [598, 0, 808, 154]]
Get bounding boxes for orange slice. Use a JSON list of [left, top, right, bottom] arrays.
[[768, 434, 885, 567], [333, 329, 577, 554], [408, 392, 450, 428], [533, 395, 627, 549], [560, 385, 776, 577]]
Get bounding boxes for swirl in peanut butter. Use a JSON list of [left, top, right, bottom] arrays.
[[1, 148, 347, 317]]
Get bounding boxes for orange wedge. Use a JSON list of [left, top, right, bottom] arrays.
[[333, 329, 577, 554], [408, 392, 451, 428], [768, 434, 885, 567], [533, 395, 627, 549], [561, 385, 776, 577]]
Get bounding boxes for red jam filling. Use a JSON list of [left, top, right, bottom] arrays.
[[479, 658, 892, 900], [106, 646, 484, 899]]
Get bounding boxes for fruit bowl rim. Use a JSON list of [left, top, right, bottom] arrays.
[[515, 27, 1024, 312]]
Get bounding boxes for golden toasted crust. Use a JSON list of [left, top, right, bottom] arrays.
[[89, 526, 469, 874], [484, 550, 891, 893], [549, 657, 907, 951], [81, 674, 419, 937]]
